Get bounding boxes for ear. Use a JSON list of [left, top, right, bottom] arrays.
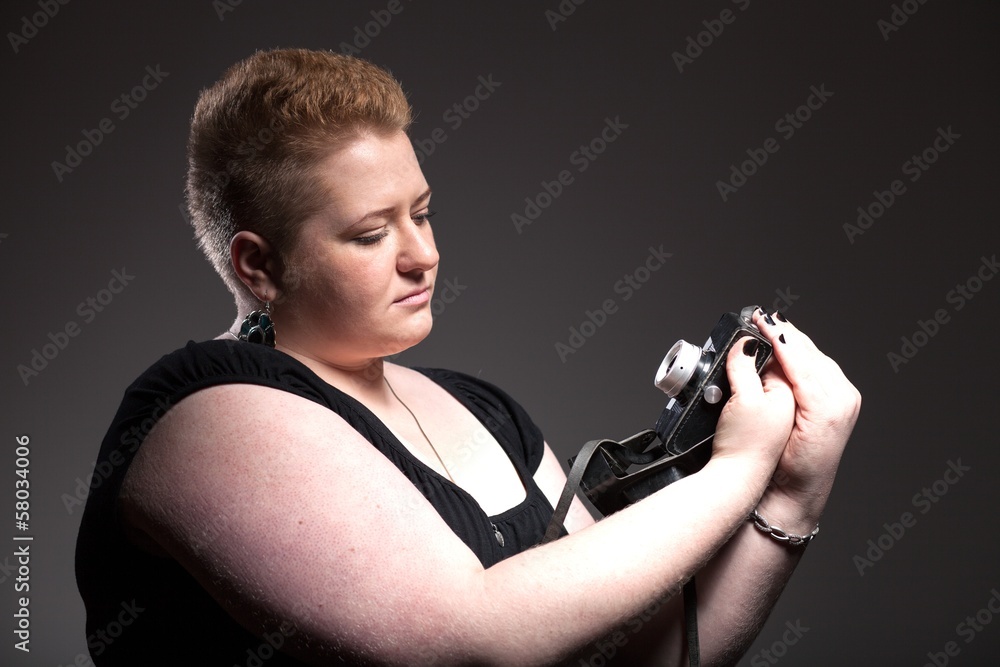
[[230, 231, 280, 302]]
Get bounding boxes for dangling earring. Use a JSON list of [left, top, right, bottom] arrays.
[[236, 295, 276, 347]]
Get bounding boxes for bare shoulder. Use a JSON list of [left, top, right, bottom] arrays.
[[120, 383, 485, 663]]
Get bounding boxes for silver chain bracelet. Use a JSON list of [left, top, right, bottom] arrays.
[[749, 509, 819, 547]]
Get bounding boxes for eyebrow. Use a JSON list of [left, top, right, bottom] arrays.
[[347, 188, 433, 230]]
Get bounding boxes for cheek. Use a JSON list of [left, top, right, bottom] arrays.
[[347, 261, 394, 305], [279, 259, 314, 298], [300, 254, 389, 310]]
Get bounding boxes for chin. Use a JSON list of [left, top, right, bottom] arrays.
[[384, 317, 434, 356]]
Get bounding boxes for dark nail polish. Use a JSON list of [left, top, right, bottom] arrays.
[[774, 311, 788, 323], [764, 312, 776, 326], [779, 334, 786, 344], [743, 338, 760, 356]]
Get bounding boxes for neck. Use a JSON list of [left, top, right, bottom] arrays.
[[276, 342, 393, 404], [225, 308, 402, 405]]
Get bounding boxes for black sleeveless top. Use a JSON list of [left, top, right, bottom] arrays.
[[75, 339, 560, 666]]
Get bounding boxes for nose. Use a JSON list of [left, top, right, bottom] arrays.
[[397, 219, 439, 274]]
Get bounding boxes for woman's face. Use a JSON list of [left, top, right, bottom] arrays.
[[276, 130, 439, 369]]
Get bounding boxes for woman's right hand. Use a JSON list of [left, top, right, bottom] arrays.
[[709, 334, 796, 484]]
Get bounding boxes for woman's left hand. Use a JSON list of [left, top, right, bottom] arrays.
[[750, 308, 862, 523]]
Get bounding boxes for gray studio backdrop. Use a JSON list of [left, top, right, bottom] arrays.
[[3, 1, 999, 665]]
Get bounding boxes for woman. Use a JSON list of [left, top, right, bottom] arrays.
[[75, 49, 860, 666]]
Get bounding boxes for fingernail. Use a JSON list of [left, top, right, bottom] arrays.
[[779, 334, 786, 344], [743, 338, 760, 356], [774, 311, 788, 323], [764, 312, 776, 326]]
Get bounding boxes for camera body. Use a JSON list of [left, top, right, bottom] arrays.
[[653, 305, 771, 456], [574, 306, 772, 516]]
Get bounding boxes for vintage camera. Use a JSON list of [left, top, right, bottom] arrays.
[[572, 305, 772, 516]]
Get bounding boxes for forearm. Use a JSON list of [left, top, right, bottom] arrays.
[[463, 455, 775, 666], [690, 485, 826, 666]]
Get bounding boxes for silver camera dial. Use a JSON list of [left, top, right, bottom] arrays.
[[654, 340, 703, 398]]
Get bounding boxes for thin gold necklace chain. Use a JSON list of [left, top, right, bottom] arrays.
[[383, 375, 456, 483], [383, 375, 506, 548]]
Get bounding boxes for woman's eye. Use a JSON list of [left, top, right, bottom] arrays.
[[354, 231, 388, 245], [413, 209, 437, 224]]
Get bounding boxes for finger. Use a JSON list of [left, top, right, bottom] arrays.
[[753, 308, 850, 410], [717, 333, 795, 462], [759, 357, 791, 394], [725, 334, 769, 401], [752, 308, 819, 355]]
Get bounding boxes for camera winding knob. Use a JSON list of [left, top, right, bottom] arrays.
[[702, 385, 723, 404]]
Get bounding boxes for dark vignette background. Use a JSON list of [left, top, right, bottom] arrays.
[[2, 1, 998, 664]]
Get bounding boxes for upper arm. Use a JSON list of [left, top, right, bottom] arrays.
[[533, 442, 597, 534], [119, 383, 489, 665]]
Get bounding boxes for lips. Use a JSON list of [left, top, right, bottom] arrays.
[[393, 285, 431, 305]]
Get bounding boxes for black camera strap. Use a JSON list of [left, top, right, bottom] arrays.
[[542, 437, 608, 543], [542, 438, 701, 666], [683, 578, 700, 667]]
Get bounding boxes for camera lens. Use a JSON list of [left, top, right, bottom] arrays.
[[654, 340, 702, 397]]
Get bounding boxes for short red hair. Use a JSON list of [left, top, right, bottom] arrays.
[[184, 49, 412, 300]]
